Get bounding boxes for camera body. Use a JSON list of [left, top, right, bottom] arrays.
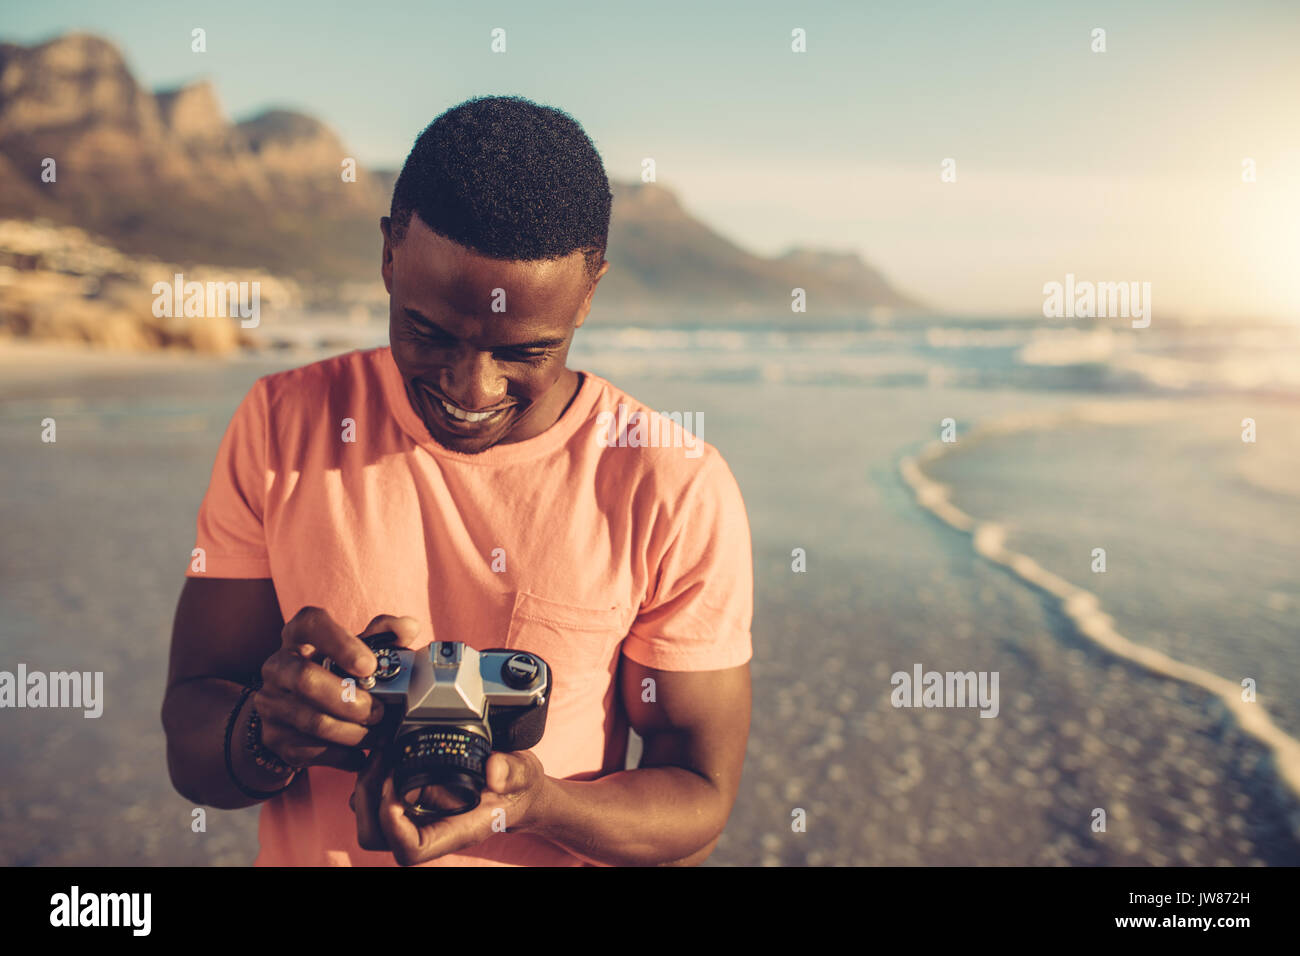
[[328, 635, 551, 821]]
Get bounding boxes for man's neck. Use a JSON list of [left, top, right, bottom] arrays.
[[557, 368, 584, 419], [499, 367, 583, 446]]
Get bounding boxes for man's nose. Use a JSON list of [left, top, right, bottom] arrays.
[[440, 350, 506, 410]]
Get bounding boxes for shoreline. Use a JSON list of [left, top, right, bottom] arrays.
[[0, 339, 330, 392], [899, 400, 1300, 833]]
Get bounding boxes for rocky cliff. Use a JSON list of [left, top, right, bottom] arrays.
[[0, 31, 920, 320]]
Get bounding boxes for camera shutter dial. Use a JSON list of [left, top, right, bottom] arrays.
[[501, 653, 542, 689], [373, 647, 402, 682]]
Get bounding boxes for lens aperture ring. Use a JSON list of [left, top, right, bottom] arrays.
[[396, 727, 491, 776]]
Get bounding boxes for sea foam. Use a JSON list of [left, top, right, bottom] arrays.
[[898, 399, 1300, 833]]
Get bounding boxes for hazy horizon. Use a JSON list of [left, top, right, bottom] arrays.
[[4, 0, 1298, 321]]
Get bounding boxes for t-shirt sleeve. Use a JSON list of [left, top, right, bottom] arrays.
[[622, 452, 754, 671], [186, 377, 273, 579]]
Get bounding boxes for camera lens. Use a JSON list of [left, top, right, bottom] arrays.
[[391, 726, 492, 820]]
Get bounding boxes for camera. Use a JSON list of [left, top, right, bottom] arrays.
[[326, 635, 551, 822]]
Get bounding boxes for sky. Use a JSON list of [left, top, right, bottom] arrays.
[[5, 0, 1299, 320]]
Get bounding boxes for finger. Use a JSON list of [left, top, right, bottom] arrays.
[[353, 749, 390, 852], [356, 724, 390, 751], [252, 720, 363, 771], [254, 687, 373, 749], [282, 606, 376, 677], [260, 654, 385, 727], [358, 614, 423, 649], [256, 719, 357, 770], [378, 774, 439, 866], [381, 781, 503, 865]]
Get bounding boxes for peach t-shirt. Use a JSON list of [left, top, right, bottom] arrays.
[[186, 346, 753, 866]]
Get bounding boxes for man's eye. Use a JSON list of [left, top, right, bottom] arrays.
[[409, 329, 452, 348], [499, 350, 549, 364]]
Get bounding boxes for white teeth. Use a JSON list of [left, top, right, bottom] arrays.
[[441, 400, 500, 423]]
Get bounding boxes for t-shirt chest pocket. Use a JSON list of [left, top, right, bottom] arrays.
[[504, 590, 632, 705]]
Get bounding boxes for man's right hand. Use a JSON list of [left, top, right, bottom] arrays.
[[253, 608, 422, 772]]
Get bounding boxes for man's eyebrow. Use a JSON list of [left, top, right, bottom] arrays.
[[403, 308, 568, 350], [504, 335, 569, 350], [403, 308, 452, 335]]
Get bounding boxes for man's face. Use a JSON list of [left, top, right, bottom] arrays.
[[381, 213, 608, 454]]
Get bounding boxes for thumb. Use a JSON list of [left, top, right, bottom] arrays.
[[485, 751, 532, 795], [358, 614, 423, 648]]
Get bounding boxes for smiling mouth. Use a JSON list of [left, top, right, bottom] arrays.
[[439, 398, 505, 424], [417, 385, 514, 432]]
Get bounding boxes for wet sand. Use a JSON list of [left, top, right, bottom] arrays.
[[1, 347, 1297, 865]]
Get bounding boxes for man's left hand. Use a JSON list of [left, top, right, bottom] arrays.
[[351, 747, 548, 865]]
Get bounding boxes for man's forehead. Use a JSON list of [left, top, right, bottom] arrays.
[[394, 215, 589, 316], [402, 302, 571, 348]]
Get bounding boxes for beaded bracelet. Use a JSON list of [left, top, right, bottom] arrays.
[[223, 682, 300, 801], [245, 703, 297, 777]]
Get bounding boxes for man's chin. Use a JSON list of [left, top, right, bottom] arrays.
[[413, 411, 497, 451], [407, 382, 522, 452], [426, 424, 502, 454]]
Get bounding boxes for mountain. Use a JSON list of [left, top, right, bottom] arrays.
[[602, 182, 917, 317], [0, 32, 920, 317], [0, 33, 387, 292]]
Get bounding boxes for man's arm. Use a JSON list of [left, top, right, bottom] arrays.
[[161, 577, 292, 809], [524, 654, 751, 867], [162, 578, 406, 809]]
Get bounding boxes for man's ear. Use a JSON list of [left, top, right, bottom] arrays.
[[573, 260, 609, 331], [380, 217, 395, 295]]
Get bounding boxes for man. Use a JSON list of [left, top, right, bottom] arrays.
[[161, 95, 753, 866]]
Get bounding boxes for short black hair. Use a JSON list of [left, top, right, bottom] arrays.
[[389, 95, 611, 284]]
